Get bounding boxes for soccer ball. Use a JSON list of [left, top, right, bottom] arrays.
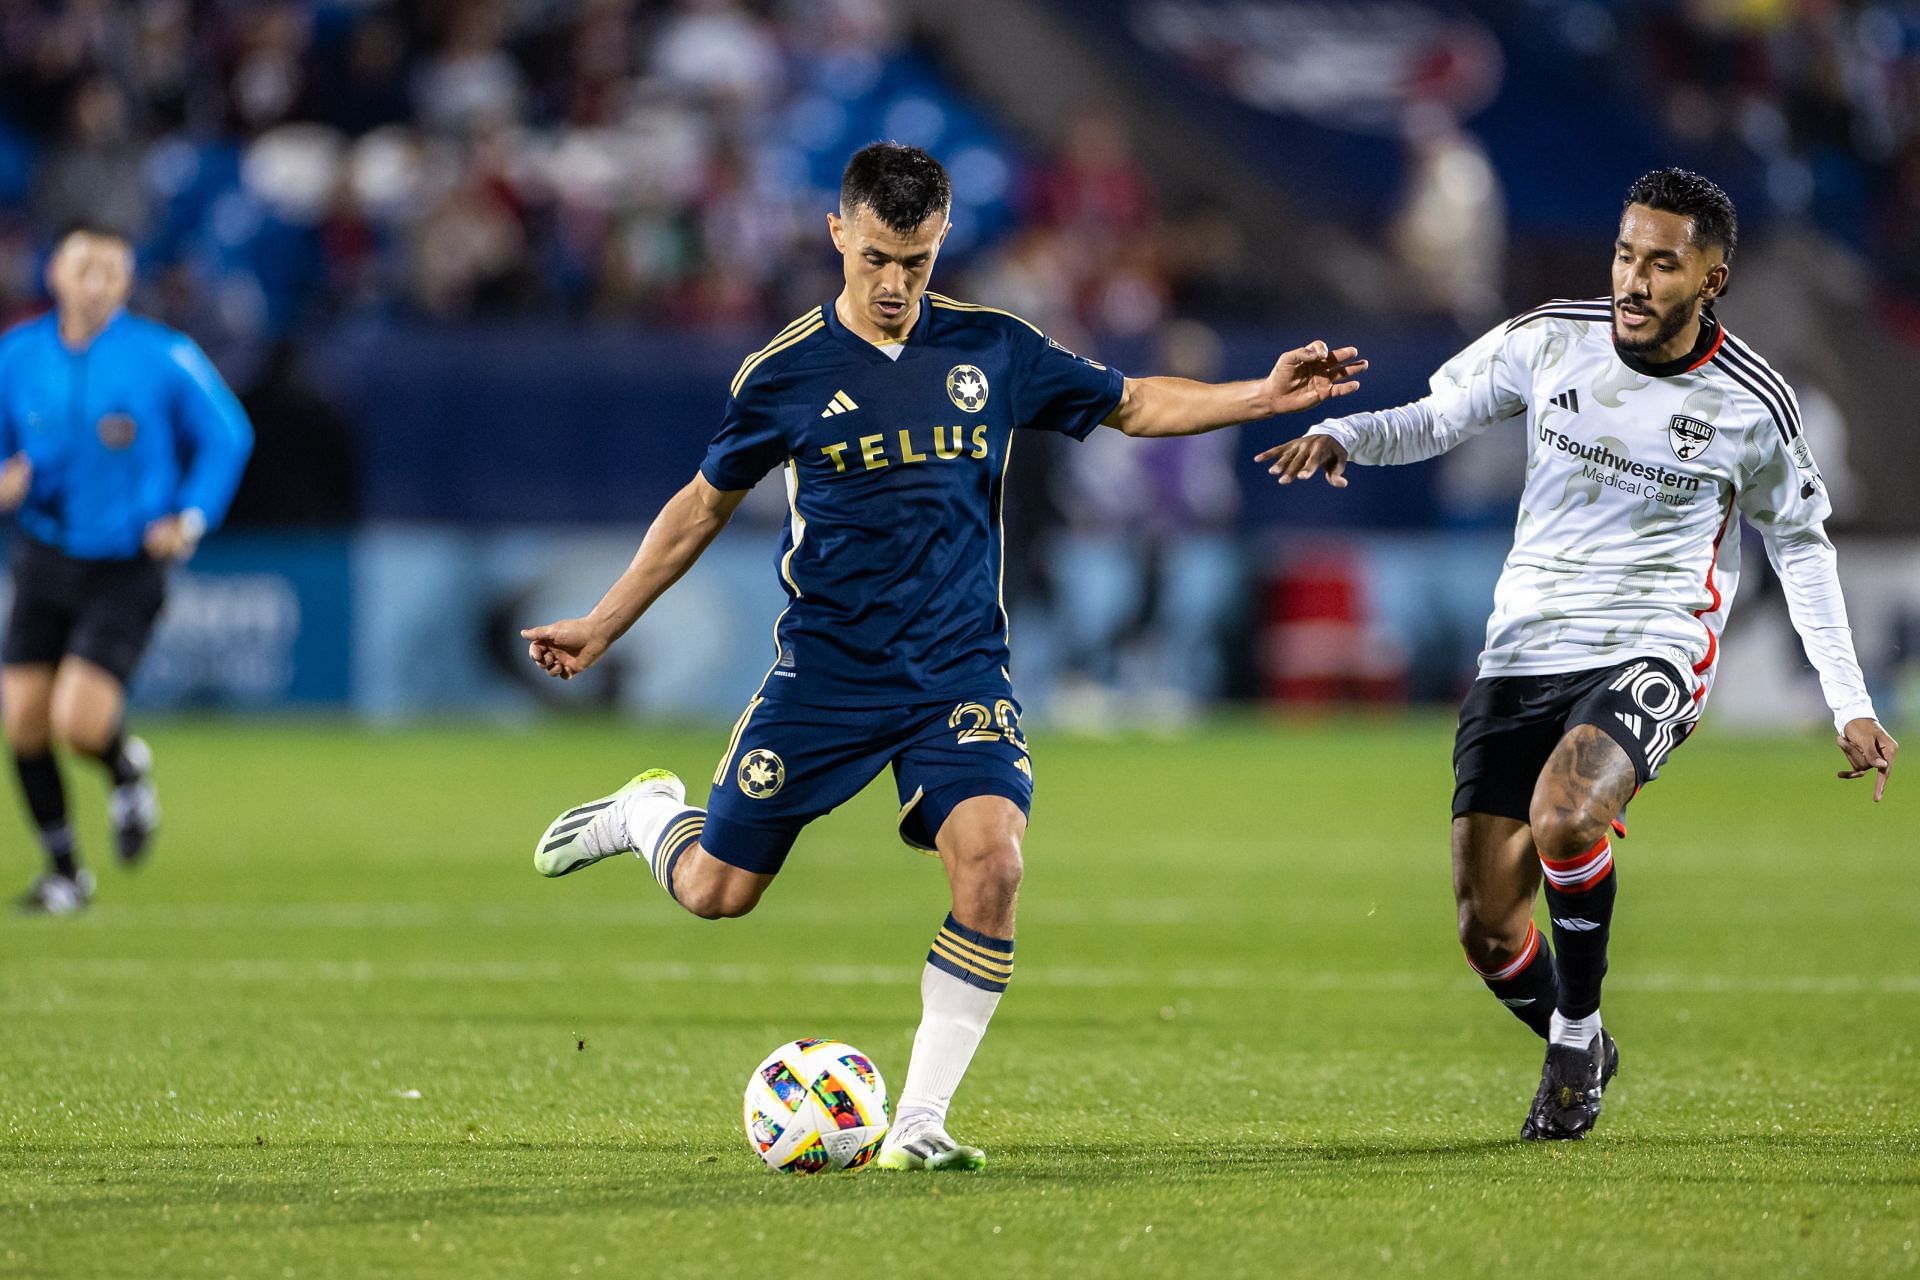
[[742, 1038, 889, 1174]]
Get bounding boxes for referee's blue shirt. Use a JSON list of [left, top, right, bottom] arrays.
[[0, 309, 253, 560]]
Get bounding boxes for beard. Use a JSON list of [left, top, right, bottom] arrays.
[[1613, 296, 1694, 353]]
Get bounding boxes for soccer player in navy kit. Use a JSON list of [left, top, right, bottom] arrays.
[[523, 144, 1365, 1169], [0, 225, 253, 914]]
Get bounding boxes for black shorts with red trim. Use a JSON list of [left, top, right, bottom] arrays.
[[1451, 656, 1699, 823]]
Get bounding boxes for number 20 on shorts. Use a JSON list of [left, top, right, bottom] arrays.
[[949, 699, 1027, 752]]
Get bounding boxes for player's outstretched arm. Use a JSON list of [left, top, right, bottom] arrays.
[[522, 474, 747, 680], [1259, 317, 1540, 487], [1103, 340, 1366, 438], [1255, 396, 1487, 487]]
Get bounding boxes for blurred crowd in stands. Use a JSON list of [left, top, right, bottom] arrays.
[[1625, 1, 1920, 322], [4, 0, 1919, 344], [0, 0, 1231, 355]]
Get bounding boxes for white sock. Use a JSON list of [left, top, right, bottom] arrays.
[[893, 915, 1013, 1134], [1550, 1009, 1604, 1053], [581, 791, 704, 897], [619, 791, 688, 860]]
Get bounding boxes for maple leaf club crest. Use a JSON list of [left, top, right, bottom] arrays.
[[946, 365, 988, 413], [737, 749, 785, 799]]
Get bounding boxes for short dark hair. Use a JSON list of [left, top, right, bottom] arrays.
[[840, 142, 951, 234], [1623, 168, 1737, 263]]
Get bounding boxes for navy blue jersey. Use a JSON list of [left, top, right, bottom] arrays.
[[701, 293, 1124, 706]]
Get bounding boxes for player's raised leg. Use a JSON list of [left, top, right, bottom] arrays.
[[532, 768, 774, 918], [1520, 724, 1634, 1140], [4, 662, 91, 913], [1453, 813, 1558, 1037], [879, 794, 1022, 1172]]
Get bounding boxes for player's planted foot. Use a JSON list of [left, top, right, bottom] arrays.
[[1520, 1032, 1618, 1141], [875, 1120, 986, 1171], [1598, 1029, 1619, 1090], [17, 869, 94, 916], [533, 769, 684, 877], [109, 736, 160, 866]]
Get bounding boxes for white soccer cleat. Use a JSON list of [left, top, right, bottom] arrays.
[[17, 870, 95, 916], [109, 736, 160, 866], [532, 769, 685, 878], [874, 1119, 985, 1172]]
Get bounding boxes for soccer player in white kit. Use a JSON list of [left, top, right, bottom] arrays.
[[1259, 169, 1899, 1140]]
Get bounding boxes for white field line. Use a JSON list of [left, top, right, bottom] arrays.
[[5, 956, 1917, 997], [51, 899, 1229, 930]]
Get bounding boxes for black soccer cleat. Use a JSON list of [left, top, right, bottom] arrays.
[[1520, 1031, 1619, 1141]]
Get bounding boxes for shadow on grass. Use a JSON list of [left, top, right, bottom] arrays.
[[8, 1127, 1912, 1232], [996, 1130, 1920, 1184]]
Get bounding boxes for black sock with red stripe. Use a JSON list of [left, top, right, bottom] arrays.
[[1467, 921, 1558, 1038], [1541, 837, 1618, 1020]]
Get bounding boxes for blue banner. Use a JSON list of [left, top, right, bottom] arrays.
[[131, 532, 352, 708]]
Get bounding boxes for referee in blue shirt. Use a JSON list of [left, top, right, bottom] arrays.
[[0, 224, 253, 914]]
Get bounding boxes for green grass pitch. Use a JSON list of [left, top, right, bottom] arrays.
[[0, 716, 1913, 1277]]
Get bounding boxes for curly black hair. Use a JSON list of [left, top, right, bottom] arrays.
[[840, 142, 951, 234], [1623, 168, 1737, 263]]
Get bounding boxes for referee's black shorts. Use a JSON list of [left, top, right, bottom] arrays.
[[4, 535, 167, 686]]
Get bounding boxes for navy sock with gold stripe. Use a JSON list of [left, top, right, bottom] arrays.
[[648, 808, 706, 902], [927, 913, 1014, 993]]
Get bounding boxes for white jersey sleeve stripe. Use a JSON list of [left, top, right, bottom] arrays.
[[1714, 340, 1799, 444], [1503, 298, 1611, 333], [1718, 334, 1803, 435]]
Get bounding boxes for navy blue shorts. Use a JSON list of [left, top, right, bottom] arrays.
[[702, 691, 1035, 875]]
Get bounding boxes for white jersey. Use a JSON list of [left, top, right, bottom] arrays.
[[1309, 298, 1876, 730]]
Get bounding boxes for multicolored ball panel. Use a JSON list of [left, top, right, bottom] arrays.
[[760, 1061, 808, 1111], [746, 1109, 783, 1155], [781, 1135, 831, 1174], [810, 1076, 867, 1130], [838, 1052, 880, 1090], [846, 1132, 884, 1169], [743, 1038, 890, 1175]]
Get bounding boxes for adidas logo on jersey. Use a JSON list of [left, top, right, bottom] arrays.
[[820, 390, 859, 418], [1615, 711, 1643, 737], [1549, 388, 1581, 412]]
